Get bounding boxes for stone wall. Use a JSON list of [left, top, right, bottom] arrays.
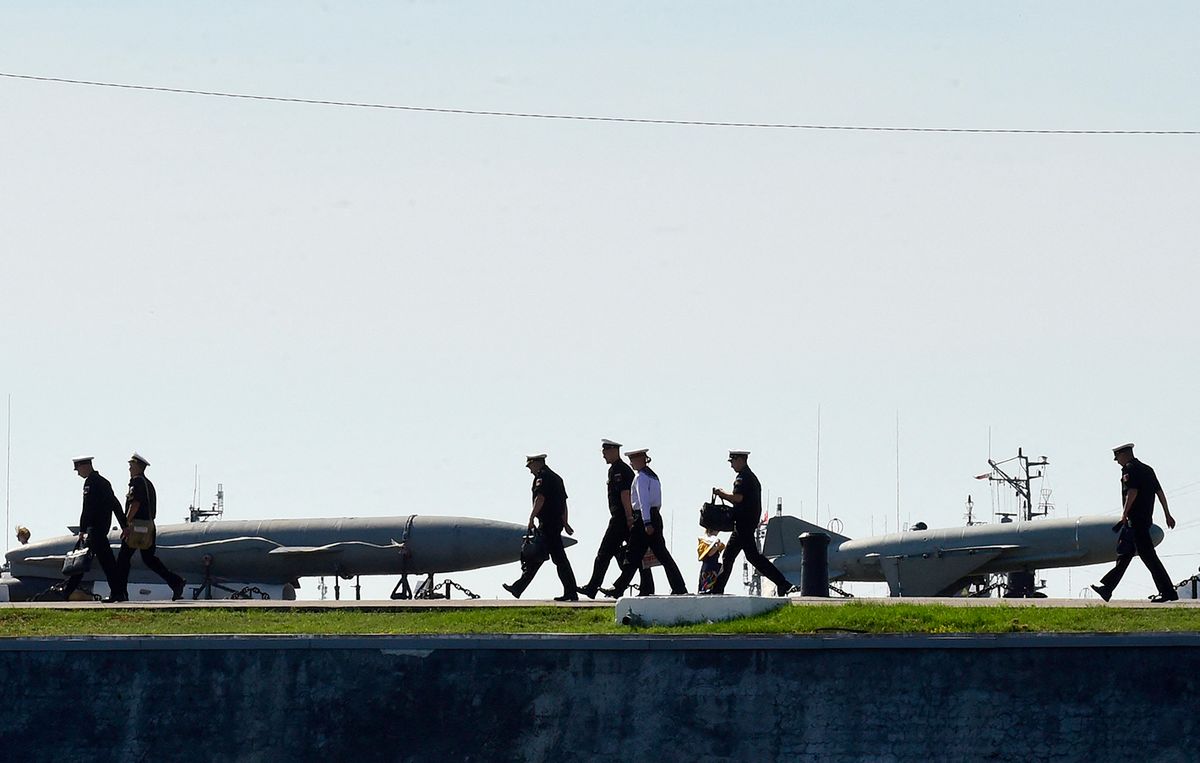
[[1, 633, 1196, 762]]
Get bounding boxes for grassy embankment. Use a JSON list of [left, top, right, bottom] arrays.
[[2, 602, 1198, 637]]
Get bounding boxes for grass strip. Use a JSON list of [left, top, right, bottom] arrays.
[[1, 602, 1198, 638]]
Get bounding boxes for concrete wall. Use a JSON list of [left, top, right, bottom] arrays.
[[1, 633, 1197, 762]]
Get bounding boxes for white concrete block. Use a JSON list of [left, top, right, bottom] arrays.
[[614, 594, 787, 626]]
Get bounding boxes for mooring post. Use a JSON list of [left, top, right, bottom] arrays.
[[798, 532, 830, 597]]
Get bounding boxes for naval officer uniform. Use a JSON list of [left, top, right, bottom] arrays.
[[504, 454, 579, 601], [62, 457, 125, 600], [578, 439, 654, 599], [711, 450, 793, 596], [1094, 443, 1179, 602], [112, 452, 186, 602]]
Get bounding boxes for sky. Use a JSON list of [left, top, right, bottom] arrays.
[[2, 2, 1199, 601]]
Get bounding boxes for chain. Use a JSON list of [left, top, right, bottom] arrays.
[[444, 580, 480, 600], [229, 585, 271, 600], [413, 578, 481, 600]]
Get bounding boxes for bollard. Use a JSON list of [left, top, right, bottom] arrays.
[[1004, 571, 1037, 598], [798, 532, 830, 597]]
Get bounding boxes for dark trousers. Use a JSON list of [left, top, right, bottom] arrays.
[[1100, 521, 1175, 596], [582, 513, 654, 593], [713, 514, 791, 595], [111, 542, 184, 600], [509, 523, 577, 597], [611, 509, 688, 596], [62, 529, 119, 599]]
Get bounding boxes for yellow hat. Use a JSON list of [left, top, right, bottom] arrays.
[[697, 535, 726, 560]]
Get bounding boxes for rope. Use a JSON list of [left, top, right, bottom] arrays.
[[3, 71, 1197, 135]]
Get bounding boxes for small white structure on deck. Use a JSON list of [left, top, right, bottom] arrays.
[[614, 594, 788, 626]]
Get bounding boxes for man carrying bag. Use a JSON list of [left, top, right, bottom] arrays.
[[110, 452, 186, 602], [62, 456, 125, 601]]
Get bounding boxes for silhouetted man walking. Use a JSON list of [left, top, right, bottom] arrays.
[[1092, 443, 1178, 603]]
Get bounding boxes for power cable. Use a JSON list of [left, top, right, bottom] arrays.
[[2, 71, 1198, 135]]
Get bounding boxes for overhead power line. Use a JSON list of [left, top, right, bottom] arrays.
[[2, 71, 1198, 135]]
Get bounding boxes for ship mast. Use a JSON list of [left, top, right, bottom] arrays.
[[987, 447, 1049, 522], [984, 447, 1050, 597]]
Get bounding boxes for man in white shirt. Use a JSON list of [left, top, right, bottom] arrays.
[[608, 448, 688, 596]]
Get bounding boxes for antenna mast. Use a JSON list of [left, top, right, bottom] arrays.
[[984, 446, 1051, 597], [895, 411, 901, 532], [188, 482, 225, 523], [987, 447, 1050, 523], [964, 495, 981, 526], [4, 394, 10, 556], [813, 405, 820, 524]]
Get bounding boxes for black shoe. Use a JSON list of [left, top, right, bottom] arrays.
[[576, 585, 597, 600], [598, 587, 619, 599], [554, 594, 579, 602], [670, 589, 689, 596], [171, 579, 187, 601], [502, 583, 521, 599], [1091, 584, 1113, 602], [1149, 591, 1179, 603], [101, 596, 126, 604]]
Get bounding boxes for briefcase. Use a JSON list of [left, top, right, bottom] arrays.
[[520, 529, 549, 571], [126, 519, 156, 550], [700, 499, 736, 533], [61, 541, 93, 577]]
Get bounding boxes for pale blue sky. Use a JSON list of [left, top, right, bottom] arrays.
[[3, 2, 1198, 599]]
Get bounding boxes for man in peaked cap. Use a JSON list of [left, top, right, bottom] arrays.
[[576, 439, 655, 599], [1092, 443, 1179, 603], [110, 452, 187, 602], [62, 456, 126, 601], [710, 450, 795, 596], [607, 448, 688, 596], [503, 453, 579, 601]]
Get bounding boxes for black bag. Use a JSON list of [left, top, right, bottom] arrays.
[[61, 539, 93, 577], [700, 496, 736, 532], [1115, 522, 1135, 557], [614, 542, 630, 570], [520, 529, 549, 571]]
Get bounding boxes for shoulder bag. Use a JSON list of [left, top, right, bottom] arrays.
[[126, 519, 156, 551]]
